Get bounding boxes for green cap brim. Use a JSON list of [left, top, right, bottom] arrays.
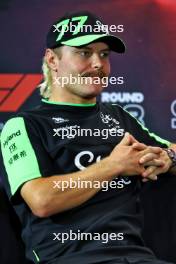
[[61, 34, 125, 53]]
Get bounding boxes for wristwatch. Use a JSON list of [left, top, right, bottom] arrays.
[[164, 148, 176, 168]]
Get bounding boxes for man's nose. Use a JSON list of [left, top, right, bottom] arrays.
[[91, 54, 103, 70]]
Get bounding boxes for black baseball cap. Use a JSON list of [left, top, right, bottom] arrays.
[[46, 11, 125, 53]]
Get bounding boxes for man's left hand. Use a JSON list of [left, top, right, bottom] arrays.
[[139, 149, 172, 182]]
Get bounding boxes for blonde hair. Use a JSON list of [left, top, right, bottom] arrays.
[[38, 58, 52, 99], [38, 47, 62, 99]]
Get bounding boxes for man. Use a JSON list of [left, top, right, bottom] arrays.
[[1, 11, 176, 264]]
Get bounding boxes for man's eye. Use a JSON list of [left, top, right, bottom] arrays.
[[100, 51, 110, 58], [79, 51, 91, 57]]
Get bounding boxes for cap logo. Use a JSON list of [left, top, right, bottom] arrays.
[[53, 16, 88, 42]]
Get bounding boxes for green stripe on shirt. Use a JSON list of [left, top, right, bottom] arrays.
[[137, 121, 171, 147], [122, 106, 171, 147]]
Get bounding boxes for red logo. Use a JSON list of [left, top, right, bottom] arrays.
[[0, 74, 43, 112]]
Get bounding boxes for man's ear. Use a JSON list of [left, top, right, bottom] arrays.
[[44, 48, 59, 72]]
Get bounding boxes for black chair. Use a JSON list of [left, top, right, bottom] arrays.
[[141, 173, 176, 263]]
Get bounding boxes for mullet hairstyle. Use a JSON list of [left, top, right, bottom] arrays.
[[38, 47, 62, 99]]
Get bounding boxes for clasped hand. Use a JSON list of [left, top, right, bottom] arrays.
[[129, 134, 172, 182], [111, 132, 172, 182]]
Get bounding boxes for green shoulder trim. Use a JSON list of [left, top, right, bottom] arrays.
[[138, 122, 171, 147], [1, 117, 42, 196], [33, 250, 40, 262], [123, 108, 171, 147], [42, 98, 96, 107]]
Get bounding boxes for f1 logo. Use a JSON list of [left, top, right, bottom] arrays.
[[0, 74, 43, 112]]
